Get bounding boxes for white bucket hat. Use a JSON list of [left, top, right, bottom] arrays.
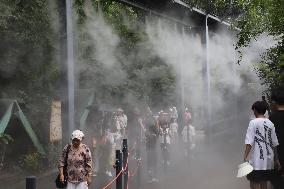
[[71, 130, 84, 141], [237, 162, 253, 178]]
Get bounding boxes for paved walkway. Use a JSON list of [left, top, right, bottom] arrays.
[[140, 130, 247, 189], [1, 127, 249, 189]]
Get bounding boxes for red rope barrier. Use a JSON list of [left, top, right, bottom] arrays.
[[125, 158, 129, 189], [100, 140, 143, 189], [100, 158, 129, 189], [101, 168, 124, 189]]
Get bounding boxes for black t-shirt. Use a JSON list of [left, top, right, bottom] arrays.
[[144, 115, 158, 149], [270, 110, 284, 162], [145, 126, 158, 149]]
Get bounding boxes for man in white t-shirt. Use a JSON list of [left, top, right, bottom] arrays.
[[243, 101, 281, 189], [181, 124, 196, 158], [114, 108, 127, 136]]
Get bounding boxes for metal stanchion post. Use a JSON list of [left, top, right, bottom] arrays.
[[26, 176, 36, 189], [122, 139, 128, 189], [116, 150, 123, 189]]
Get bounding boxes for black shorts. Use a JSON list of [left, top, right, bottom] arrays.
[[246, 170, 274, 182]]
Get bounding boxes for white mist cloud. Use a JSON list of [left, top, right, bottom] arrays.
[[75, 5, 127, 87], [85, 8, 120, 68], [145, 18, 204, 110], [144, 17, 275, 121], [74, 4, 275, 117]]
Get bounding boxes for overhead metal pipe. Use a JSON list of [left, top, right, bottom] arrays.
[[118, 0, 240, 30], [173, 0, 237, 28], [117, 0, 193, 28]]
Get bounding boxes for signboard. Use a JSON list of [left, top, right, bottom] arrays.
[[50, 100, 62, 142]]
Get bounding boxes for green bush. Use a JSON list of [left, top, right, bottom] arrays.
[[18, 152, 44, 173]]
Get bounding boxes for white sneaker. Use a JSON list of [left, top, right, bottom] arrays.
[[106, 171, 112, 177], [152, 178, 159, 182]]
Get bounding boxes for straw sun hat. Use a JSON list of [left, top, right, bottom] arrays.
[[237, 162, 253, 178]]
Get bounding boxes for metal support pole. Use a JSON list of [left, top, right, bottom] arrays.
[[181, 27, 186, 110], [26, 176, 36, 189], [58, 0, 68, 143], [205, 15, 212, 134], [122, 139, 128, 189], [66, 0, 75, 133], [116, 150, 123, 189], [180, 26, 185, 116]]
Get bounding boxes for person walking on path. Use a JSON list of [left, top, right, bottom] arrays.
[[269, 90, 284, 188], [145, 116, 159, 182], [261, 96, 269, 118], [181, 122, 196, 158], [169, 118, 179, 144], [58, 130, 93, 189], [114, 107, 127, 137], [183, 108, 192, 126], [243, 101, 280, 189]]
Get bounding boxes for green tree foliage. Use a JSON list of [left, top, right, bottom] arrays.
[[74, 0, 177, 108], [183, 0, 283, 92], [0, 0, 58, 142], [0, 133, 13, 145], [235, 0, 284, 91]]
